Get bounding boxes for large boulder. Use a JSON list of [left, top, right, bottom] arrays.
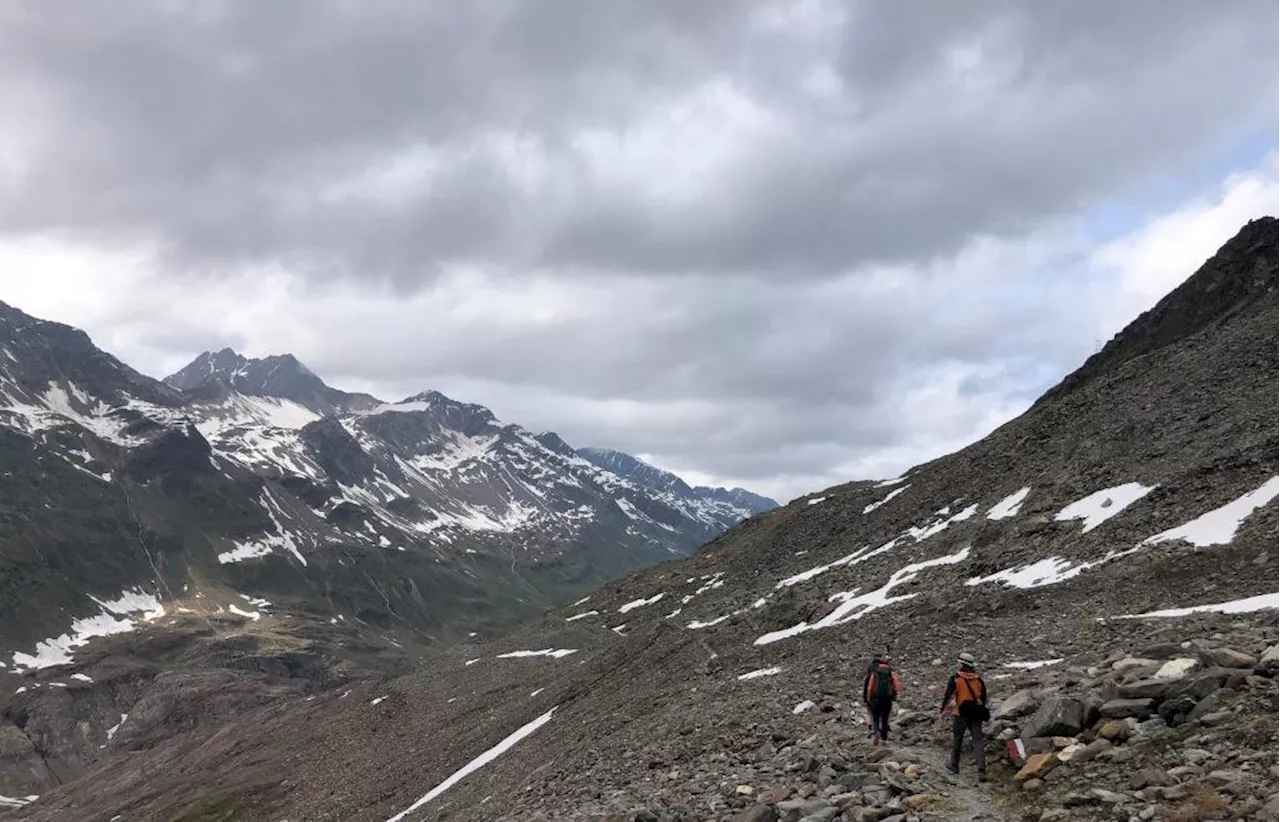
[[1200, 647, 1258, 669], [991, 688, 1040, 722], [1021, 695, 1084, 739]]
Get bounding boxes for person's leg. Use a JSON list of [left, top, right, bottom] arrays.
[[971, 720, 987, 776], [948, 715, 965, 771], [880, 700, 892, 740]]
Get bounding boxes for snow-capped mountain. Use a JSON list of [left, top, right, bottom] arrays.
[[0, 316, 777, 669]]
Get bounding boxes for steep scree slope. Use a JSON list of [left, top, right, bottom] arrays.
[[6, 224, 1274, 821]]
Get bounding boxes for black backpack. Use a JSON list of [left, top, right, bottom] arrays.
[[870, 665, 895, 702]]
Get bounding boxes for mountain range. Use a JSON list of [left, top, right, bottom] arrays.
[[0, 310, 776, 669], [0, 216, 1276, 821]]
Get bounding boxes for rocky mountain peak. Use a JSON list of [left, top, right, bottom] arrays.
[[164, 348, 381, 417], [1036, 215, 1278, 407]]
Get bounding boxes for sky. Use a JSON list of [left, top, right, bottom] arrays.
[[0, 1, 1276, 503]]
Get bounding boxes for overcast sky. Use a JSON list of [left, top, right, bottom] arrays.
[[1, 1, 1276, 502]]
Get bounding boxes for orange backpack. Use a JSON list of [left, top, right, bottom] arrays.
[[953, 671, 981, 707], [953, 671, 989, 720]]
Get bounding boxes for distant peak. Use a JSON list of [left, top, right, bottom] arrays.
[[165, 349, 382, 415]]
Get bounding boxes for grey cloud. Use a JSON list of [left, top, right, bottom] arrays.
[[0, 0, 1274, 286], [1, 0, 1274, 501]]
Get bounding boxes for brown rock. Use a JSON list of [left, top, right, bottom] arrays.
[[1097, 719, 1130, 741], [904, 793, 941, 810], [1015, 752, 1060, 782]]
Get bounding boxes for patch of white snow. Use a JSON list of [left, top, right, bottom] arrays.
[[618, 592, 665, 613], [494, 649, 578, 659], [1110, 593, 1279, 620], [986, 487, 1031, 520], [1141, 476, 1279, 548], [1054, 482, 1156, 532], [383, 707, 558, 822], [755, 546, 971, 646], [864, 485, 909, 514]]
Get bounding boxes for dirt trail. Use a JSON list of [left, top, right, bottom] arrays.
[[851, 701, 1016, 822]]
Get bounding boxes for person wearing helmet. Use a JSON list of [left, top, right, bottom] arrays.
[[863, 653, 901, 744], [939, 651, 989, 781]]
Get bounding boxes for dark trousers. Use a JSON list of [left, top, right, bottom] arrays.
[[868, 700, 892, 738], [951, 714, 986, 772]]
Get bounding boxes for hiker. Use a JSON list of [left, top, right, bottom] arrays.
[[939, 651, 990, 781], [863, 653, 900, 744]]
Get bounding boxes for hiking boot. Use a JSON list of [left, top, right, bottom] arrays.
[[978, 771, 988, 783], [872, 733, 881, 746], [944, 759, 959, 775]]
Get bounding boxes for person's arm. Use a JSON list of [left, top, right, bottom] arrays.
[[863, 673, 872, 703], [891, 671, 901, 696], [978, 677, 988, 705], [939, 676, 955, 714]]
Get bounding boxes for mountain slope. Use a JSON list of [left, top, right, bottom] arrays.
[[3, 217, 1276, 821]]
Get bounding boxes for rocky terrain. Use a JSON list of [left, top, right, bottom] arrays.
[[0, 216, 1276, 821]]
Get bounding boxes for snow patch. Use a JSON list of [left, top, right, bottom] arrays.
[[1054, 482, 1156, 533], [228, 604, 261, 621], [0, 795, 37, 809], [370, 695, 388, 706], [756, 546, 971, 646], [565, 610, 598, 622], [1141, 476, 1279, 548], [1003, 658, 1064, 670], [905, 503, 979, 542], [793, 700, 816, 714], [495, 648, 578, 659], [10, 589, 164, 671], [966, 557, 1083, 590], [1110, 593, 1279, 620], [618, 592, 665, 613], [106, 713, 127, 741], [807, 497, 827, 505], [864, 485, 909, 514], [383, 707, 558, 822], [987, 487, 1031, 520], [738, 666, 782, 680]]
